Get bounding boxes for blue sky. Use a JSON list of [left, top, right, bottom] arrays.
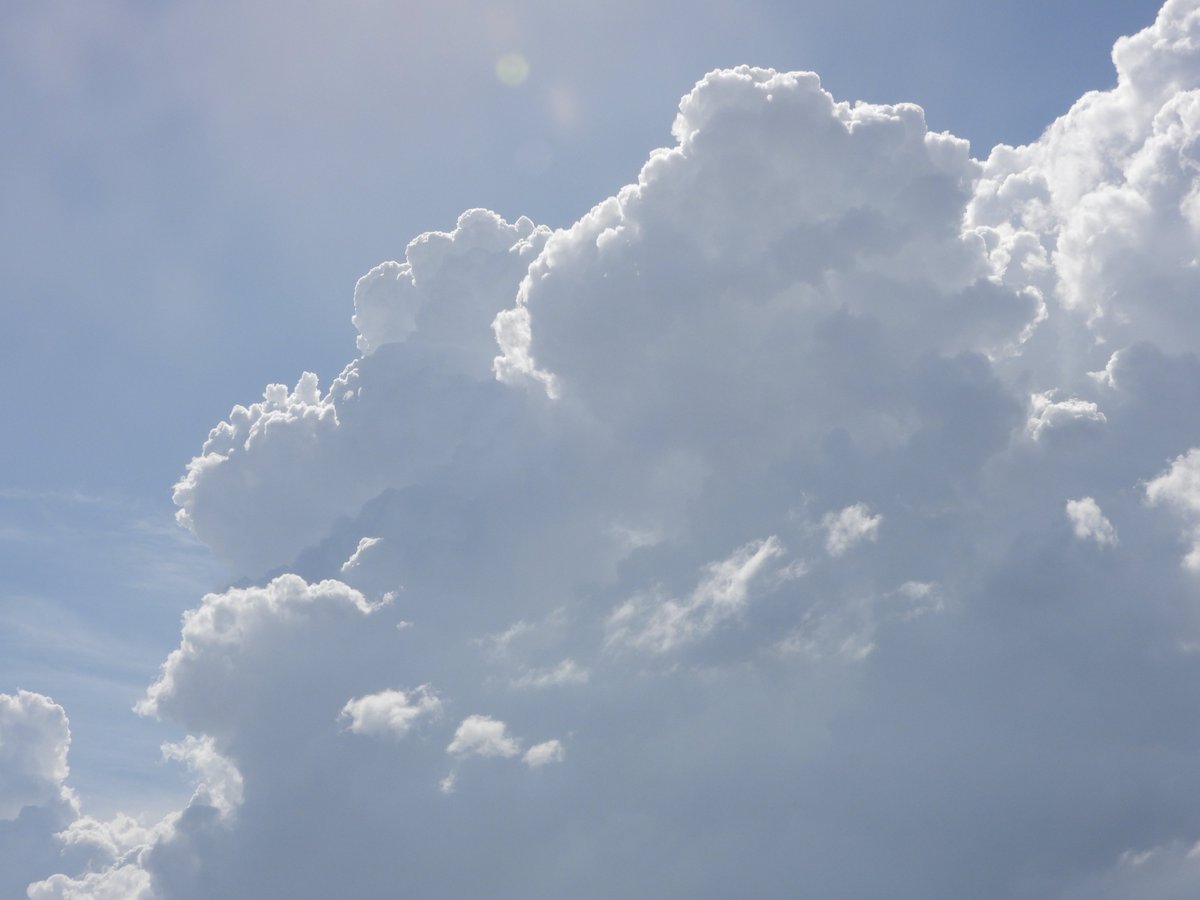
[[10, 1, 1200, 897]]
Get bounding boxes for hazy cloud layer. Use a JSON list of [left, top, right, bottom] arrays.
[[15, 3, 1200, 897]]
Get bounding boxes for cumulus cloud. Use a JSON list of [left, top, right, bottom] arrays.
[[172, 211, 550, 578], [522, 740, 565, 768], [138, 575, 387, 733], [0, 691, 83, 898], [21, 734, 250, 900], [822, 504, 882, 557], [0, 692, 247, 899], [1027, 391, 1107, 442], [0, 690, 73, 820], [1146, 448, 1200, 567], [27, 865, 154, 900], [495, 66, 1040, 433], [27, 4, 1200, 896], [352, 209, 550, 363], [161, 736, 243, 817], [339, 686, 441, 738], [1066, 497, 1119, 546], [969, 0, 1200, 358], [446, 715, 521, 759]]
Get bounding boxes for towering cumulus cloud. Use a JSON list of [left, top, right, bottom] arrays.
[[20, 2, 1200, 896], [0, 692, 79, 897]]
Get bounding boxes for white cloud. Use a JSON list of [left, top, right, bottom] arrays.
[[22, 735, 245, 900], [51, 813, 157, 870], [969, 0, 1200, 358], [447, 715, 521, 759], [27, 865, 154, 900], [0, 691, 84, 898], [171, 211, 551, 579], [170, 372, 345, 575], [353, 209, 550, 363], [1027, 392, 1107, 442], [522, 740, 565, 768], [1147, 448, 1200, 515], [606, 537, 785, 653], [339, 686, 441, 738], [822, 504, 882, 557], [1146, 448, 1200, 568], [1066, 497, 1119, 546], [161, 735, 244, 817], [510, 659, 589, 690], [1058, 837, 1200, 900], [339, 536, 382, 572], [0, 692, 245, 899], [138, 575, 386, 732], [496, 66, 1039, 413], [0, 690, 73, 820]]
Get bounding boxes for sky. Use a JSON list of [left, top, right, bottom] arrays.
[[11, 0, 1200, 897]]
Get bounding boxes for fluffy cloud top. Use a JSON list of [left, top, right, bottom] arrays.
[[1146, 448, 1200, 567], [21, 3, 1200, 897], [353, 209, 550, 363], [970, 0, 1200, 357], [27, 865, 154, 900], [339, 687, 441, 739], [446, 715, 521, 759], [0, 691, 83, 898], [138, 575, 385, 731], [1066, 496, 1119, 546], [0, 690, 72, 820], [1027, 391, 1107, 442], [522, 740, 564, 768]]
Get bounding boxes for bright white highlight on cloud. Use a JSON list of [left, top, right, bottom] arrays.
[[340, 536, 382, 572], [822, 504, 882, 557], [1066, 497, 1119, 546], [22, 3, 1200, 897], [1027, 391, 1108, 442], [339, 686, 441, 738]]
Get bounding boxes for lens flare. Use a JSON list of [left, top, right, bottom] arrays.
[[495, 52, 530, 86]]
